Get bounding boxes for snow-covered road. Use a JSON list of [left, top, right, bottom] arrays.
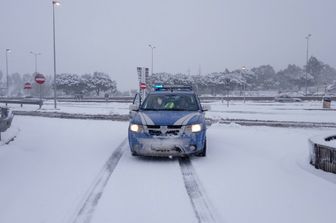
[[0, 116, 336, 223]]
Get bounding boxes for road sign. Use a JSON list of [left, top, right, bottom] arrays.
[[140, 82, 146, 89], [137, 67, 142, 81], [24, 82, 32, 89], [35, 73, 45, 85]]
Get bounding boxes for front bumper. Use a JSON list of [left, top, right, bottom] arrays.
[[128, 130, 205, 157]]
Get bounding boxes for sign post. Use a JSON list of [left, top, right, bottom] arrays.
[[24, 82, 32, 97], [34, 73, 45, 101], [137, 67, 149, 103]]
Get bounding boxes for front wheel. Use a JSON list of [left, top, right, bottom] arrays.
[[195, 139, 207, 157]]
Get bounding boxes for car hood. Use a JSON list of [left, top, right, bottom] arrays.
[[132, 111, 202, 126]]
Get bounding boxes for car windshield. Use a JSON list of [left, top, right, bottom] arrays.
[[141, 94, 199, 111]]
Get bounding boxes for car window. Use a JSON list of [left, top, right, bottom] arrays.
[[141, 94, 199, 111]]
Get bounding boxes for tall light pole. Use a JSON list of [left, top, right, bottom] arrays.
[[241, 66, 247, 103], [148, 44, 156, 75], [52, 0, 60, 109], [5, 49, 11, 97], [30, 51, 41, 73], [305, 34, 312, 96]]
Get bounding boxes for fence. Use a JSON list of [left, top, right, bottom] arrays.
[[309, 135, 336, 174]]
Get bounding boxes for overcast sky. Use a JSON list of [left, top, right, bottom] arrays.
[[1, 0, 335, 90]]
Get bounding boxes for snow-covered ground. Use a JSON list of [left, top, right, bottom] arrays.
[[1, 115, 336, 223], [208, 101, 336, 123], [6, 99, 336, 123]]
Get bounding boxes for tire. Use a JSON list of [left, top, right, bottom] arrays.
[[195, 139, 207, 157]]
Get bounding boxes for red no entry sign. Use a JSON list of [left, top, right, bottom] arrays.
[[140, 82, 146, 89], [35, 73, 45, 84], [24, 82, 32, 89]]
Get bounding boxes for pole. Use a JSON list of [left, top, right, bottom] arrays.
[[52, 1, 58, 109], [243, 83, 246, 103], [241, 66, 247, 103], [30, 51, 41, 74], [148, 44, 155, 75], [305, 34, 311, 96], [34, 54, 37, 73], [5, 50, 9, 97], [151, 48, 153, 75]]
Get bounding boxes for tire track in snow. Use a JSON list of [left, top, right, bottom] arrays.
[[179, 157, 218, 223], [70, 138, 127, 223]]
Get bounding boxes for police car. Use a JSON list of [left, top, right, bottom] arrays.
[[128, 85, 209, 157]]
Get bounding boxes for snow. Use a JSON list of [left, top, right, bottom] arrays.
[[6, 99, 336, 123], [0, 101, 336, 223], [310, 134, 336, 148], [0, 116, 127, 223], [192, 124, 336, 223], [8, 100, 130, 115], [207, 100, 336, 123], [91, 157, 196, 223]]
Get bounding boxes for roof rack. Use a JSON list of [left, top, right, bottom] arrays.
[[152, 84, 193, 92]]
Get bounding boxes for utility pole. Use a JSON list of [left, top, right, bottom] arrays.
[[52, 0, 60, 109], [5, 49, 11, 97], [305, 34, 312, 96], [148, 44, 155, 76], [30, 51, 41, 73]]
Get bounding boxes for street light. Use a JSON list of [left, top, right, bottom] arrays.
[[30, 51, 42, 100], [305, 34, 312, 96], [241, 66, 247, 103], [52, 0, 60, 109], [30, 51, 41, 73], [5, 49, 11, 97], [148, 44, 156, 75]]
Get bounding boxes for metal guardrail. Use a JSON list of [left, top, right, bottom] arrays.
[[0, 99, 43, 108], [309, 135, 336, 174]]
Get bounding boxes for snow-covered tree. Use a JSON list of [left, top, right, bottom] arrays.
[[306, 56, 324, 82], [277, 64, 313, 90], [56, 73, 83, 95], [85, 72, 117, 96], [251, 65, 276, 89]]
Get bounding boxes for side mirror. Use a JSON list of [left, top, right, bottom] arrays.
[[201, 104, 211, 111], [132, 93, 141, 106], [129, 104, 139, 111]]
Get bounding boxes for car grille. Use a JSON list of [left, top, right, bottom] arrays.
[[146, 125, 182, 136]]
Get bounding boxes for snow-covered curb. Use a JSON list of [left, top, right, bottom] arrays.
[[13, 111, 129, 121], [309, 134, 336, 174]]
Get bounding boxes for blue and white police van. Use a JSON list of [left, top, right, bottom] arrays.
[[128, 85, 209, 157]]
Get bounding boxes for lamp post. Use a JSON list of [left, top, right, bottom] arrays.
[[148, 44, 155, 75], [30, 51, 41, 73], [52, 0, 60, 109], [5, 49, 11, 97], [305, 34, 312, 96], [30, 51, 42, 100], [241, 66, 247, 103]]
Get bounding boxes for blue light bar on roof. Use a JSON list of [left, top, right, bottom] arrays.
[[154, 84, 163, 89], [152, 84, 193, 92]]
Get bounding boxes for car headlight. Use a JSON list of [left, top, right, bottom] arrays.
[[191, 124, 202, 132], [186, 124, 202, 133], [130, 124, 142, 133]]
